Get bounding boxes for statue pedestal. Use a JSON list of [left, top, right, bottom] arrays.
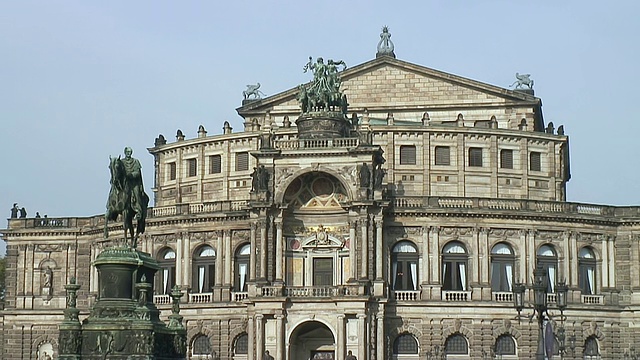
[[59, 247, 186, 359]]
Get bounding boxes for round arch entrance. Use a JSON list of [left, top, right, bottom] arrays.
[[289, 321, 335, 360]]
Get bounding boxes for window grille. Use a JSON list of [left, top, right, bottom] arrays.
[[235, 152, 249, 171], [399, 145, 417, 165], [500, 149, 514, 169], [530, 151, 541, 171], [187, 159, 197, 177], [435, 146, 450, 165], [234, 334, 249, 355], [468, 148, 483, 167], [209, 155, 222, 174], [393, 334, 418, 354], [168, 162, 176, 180], [445, 334, 468, 354], [192, 335, 211, 355], [495, 335, 516, 355]]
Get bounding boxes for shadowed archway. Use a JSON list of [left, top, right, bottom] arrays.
[[289, 321, 335, 360]]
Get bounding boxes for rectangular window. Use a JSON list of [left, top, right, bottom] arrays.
[[500, 149, 513, 169], [209, 155, 222, 174], [168, 162, 177, 180], [399, 145, 416, 165], [434, 146, 450, 165], [530, 152, 541, 171], [313, 258, 333, 286], [187, 158, 197, 177], [468, 147, 483, 167], [235, 152, 249, 171]]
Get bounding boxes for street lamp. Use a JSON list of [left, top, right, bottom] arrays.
[[513, 264, 569, 360]]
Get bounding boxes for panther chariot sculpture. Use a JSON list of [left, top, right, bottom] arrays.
[[510, 72, 534, 89], [298, 56, 348, 114]]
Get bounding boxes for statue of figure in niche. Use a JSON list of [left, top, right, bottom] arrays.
[[359, 163, 371, 188], [43, 267, 53, 289]]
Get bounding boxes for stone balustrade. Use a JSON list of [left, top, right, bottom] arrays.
[[393, 290, 420, 301], [442, 290, 471, 302], [493, 291, 514, 303]]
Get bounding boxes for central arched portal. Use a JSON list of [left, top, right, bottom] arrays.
[[289, 321, 336, 360]]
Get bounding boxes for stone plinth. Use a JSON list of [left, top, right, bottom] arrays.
[[59, 247, 186, 360]]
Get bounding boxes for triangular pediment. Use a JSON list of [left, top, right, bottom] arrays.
[[236, 56, 540, 119]]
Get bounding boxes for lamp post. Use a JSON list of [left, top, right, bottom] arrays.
[[513, 264, 569, 360]]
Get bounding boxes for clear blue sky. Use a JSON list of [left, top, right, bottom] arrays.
[[2, 1, 639, 255]]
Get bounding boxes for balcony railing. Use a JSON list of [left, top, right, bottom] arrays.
[[9, 195, 632, 230], [390, 196, 617, 217], [393, 290, 420, 301], [581, 294, 604, 304], [285, 286, 337, 298], [493, 291, 514, 303], [273, 137, 359, 150], [442, 290, 471, 302], [232, 292, 248, 302], [547, 293, 557, 304], [153, 294, 171, 305], [188, 292, 212, 304]]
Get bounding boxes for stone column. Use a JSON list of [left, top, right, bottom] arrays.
[[608, 236, 616, 287], [361, 218, 368, 279], [214, 231, 223, 301], [276, 315, 284, 360], [275, 220, 284, 283], [376, 314, 385, 360], [176, 236, 183, 287], [256, 314, 264, 360], [349, 221, 357, 281], [248, 316, 255, 360], [519, 230, 527, 284], [601, 236, 609, 288], [215, 231, 223, 286], [336, 315, 345, 359], [357, 314, 367, 360], [422, 226, 429, 283], [375, 217, 383, 280], [183, 233, 191, 287], [250, 222, 257, 281], [224, 230, 231, 286], [260, 221, 267, 281], [430, 227, 440, 288]]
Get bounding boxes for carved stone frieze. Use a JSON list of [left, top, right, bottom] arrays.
[[191, 231, 215, 243], [153, 234, 174, 245], [488, 228, 520, 239], [234, 230, 250, 241], [36, 244, 66, 252], [537, 230, 562, 242]]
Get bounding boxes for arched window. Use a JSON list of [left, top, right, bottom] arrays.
[[536, 245, 558, 293], [393, 333, 419, 354], [192, 334, 211, 358], [442, 241, 467, 291], [392, 241, 419, 291], [444, 333, 468, 355], [491, 243, 515, 292], [583, 336, 600, 359], [579, 247, 596, 295], [494, 334, 516, 356], [157, 248, 176, 295], [192, 245, 216, 293], [234, 244, 251, 292], [234, 333, 249, 355]]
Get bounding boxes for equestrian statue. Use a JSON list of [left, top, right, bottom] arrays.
[[104, 147, 150, 249]]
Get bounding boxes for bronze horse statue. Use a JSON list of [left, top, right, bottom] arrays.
[[104, 156, 149, 248]]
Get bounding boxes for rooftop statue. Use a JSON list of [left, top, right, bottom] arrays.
[[376, 26, 395, 58], [243, 83, 266, 100], [510, 72, 534, 89], [298, 56, 348, 114], [104, 147, 150, 249]]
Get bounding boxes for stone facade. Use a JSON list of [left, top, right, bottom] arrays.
[[2, 54, 639, 360]]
